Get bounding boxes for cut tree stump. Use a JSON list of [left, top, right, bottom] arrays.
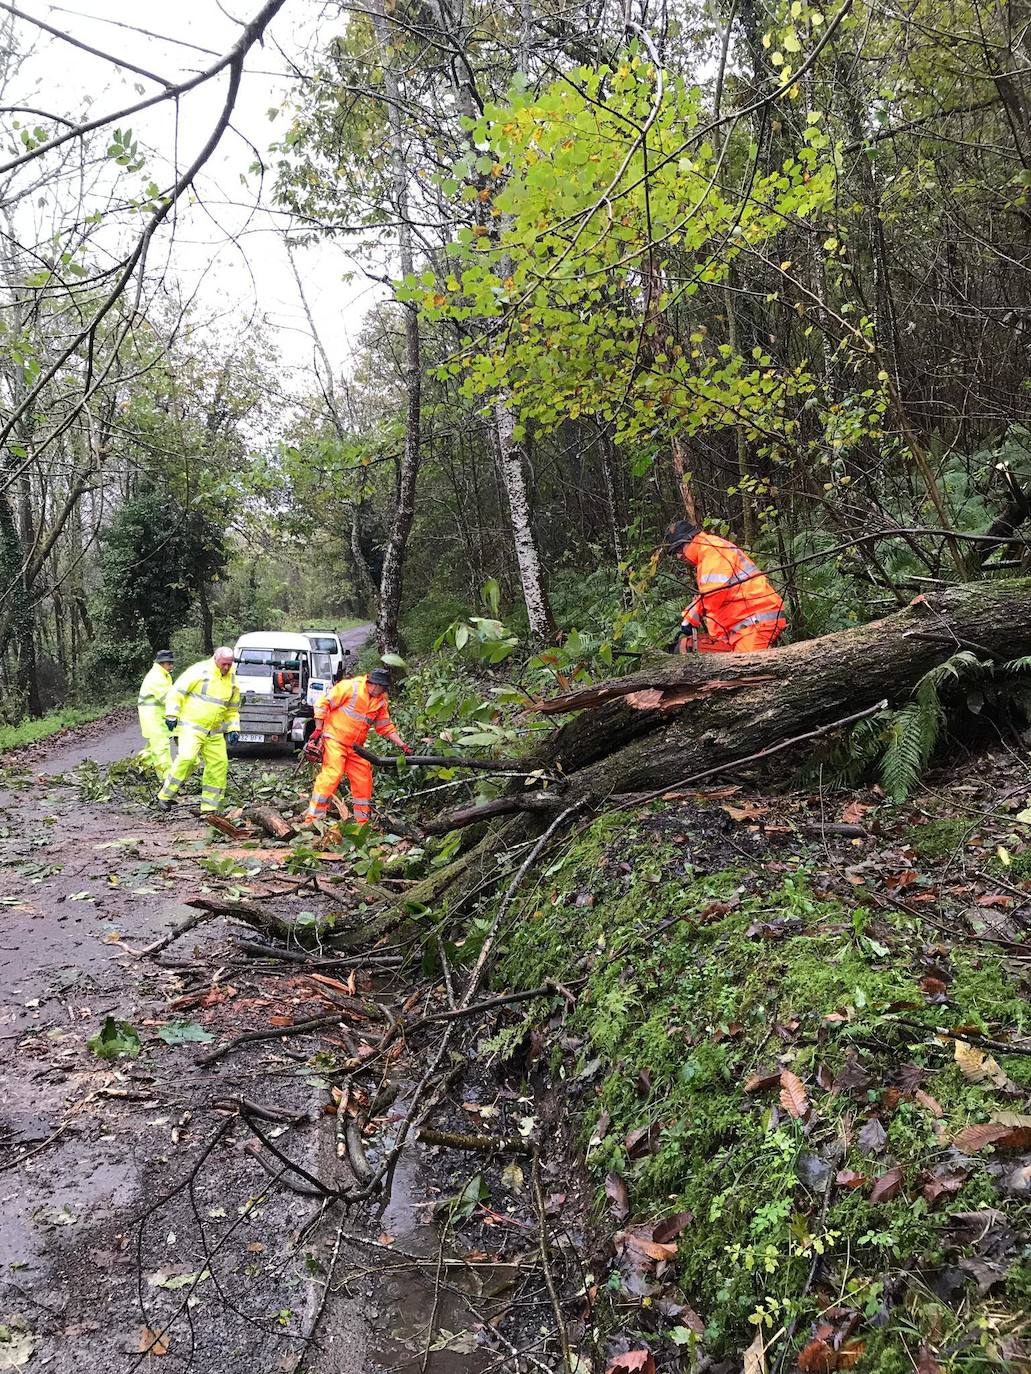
[[244, 805, 295, 840]]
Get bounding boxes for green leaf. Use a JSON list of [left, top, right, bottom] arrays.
[[87, 1016, 141, 1060], [381, 652, 407, 668]]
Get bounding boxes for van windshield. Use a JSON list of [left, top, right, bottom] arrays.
[[237, 649, 306, 669], [307, 636, 337, 653]]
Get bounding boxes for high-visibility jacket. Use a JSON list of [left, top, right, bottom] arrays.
[[137, 662, 172, 726], [166, 658, 241, 735], [679, 532, 785, 641], [316, 675, 395, 747]]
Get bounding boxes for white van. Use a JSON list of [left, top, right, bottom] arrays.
[[302, 630, 353, 682], [231, 632, 332, 749]]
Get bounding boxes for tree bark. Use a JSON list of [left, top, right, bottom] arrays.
[[370, 0, 422, 659], [493, 399, 557, 641], [526, 580, 1031, 805]]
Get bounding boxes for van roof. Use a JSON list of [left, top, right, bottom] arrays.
[[235, 632, 314, 651]]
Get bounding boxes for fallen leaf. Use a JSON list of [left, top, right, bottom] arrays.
[[744, 1328, 767, 1374], [921, 976, 948, 997], [722, 801, 769, 821], [954, 1039, 1010, 1088], [869, 1165, 904, 1203], [138, 1328, 169, 1357], [744, 1070, 781, 1093], [954, 1123, 1031, 1153], [500, 1161, 525, 1194], [156, 1020, 214, 1046], [914, 1089, 944, 1118], [779, 1070, 809, 1119], [992, 1111, 1031, 1128], [857, 1118, 887, 1155], [835, 1169, 867, 1190], [624, 1123, 658, 1159], [841, 801, 874, 824], [798, 1338, 837, 1373], [605, 1352, 655, 1374], [652, 1211, 693, 1243], [915, 1346, 940, 1374], [0, 1318, 38, 1370], [920, 1170, 967, 1209], [605, 1172, 628, 1220], [618, 1230, 678, 1264], [837, 1342, 865, 1369]]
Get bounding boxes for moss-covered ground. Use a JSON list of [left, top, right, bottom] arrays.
[[492, 807, 1031, 1372]]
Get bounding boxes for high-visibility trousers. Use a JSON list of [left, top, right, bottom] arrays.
[[138, 706, 172, 779], [692, 613, 786, 654], [157, 722, 228, 814], [305, 737, 373, 826]]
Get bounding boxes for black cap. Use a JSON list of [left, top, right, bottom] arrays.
[[662, 519, 702, 553], [367, 667, 391, 687], [155, 650, 174, 664]]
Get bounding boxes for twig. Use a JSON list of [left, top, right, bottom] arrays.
[[243, 1113, 339, 1197], [459, 804, 588, 1012], [408, 979, 586, 1032], [532, 1146, 572, 1374], [293, 1210, 346, 1374], [126, 907, 217, 958], [354, 745, 547, 774], [232, 938, 402, 968], [197, 1012, 361, 1068], [436, 932, 456, 1009], [418, 1127, 532, 1155], [627, 700, 890, 809]]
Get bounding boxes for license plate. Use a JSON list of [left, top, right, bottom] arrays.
[[238, 733, 264, 743]]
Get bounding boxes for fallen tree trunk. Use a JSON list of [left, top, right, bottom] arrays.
[[531, 579, 1031, 805]]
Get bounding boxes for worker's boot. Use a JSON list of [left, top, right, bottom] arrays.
[[155, 798, 172, 813]]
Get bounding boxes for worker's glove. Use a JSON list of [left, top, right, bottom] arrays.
[[165, 717, 178, 731], [226, 731, 240, 746], [398, 741, 414, 756]]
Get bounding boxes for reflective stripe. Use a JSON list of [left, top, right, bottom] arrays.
[[340, 682, 372, 723], [733, 610, 785, 630], [179, 720, 219, 738], [138, 695, 164, 706], [698, 573, 731, 585]]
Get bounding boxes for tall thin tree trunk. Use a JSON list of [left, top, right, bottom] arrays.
[[198, 582, 215, 656], [493, 399, 557, 639], [370, 0, 422, 658]]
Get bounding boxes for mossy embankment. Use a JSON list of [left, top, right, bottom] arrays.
[[492, 805, 1031, 1371]]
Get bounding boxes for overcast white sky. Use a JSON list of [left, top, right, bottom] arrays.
[[8, 0, 383, 386]]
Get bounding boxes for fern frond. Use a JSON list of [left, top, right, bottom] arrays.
[[914, 650, 984, 706], [1004, 655, 1031, 673], [880, 703, 927, 802]]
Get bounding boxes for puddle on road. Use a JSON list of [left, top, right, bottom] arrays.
[[360, 1106, 497, 1374]]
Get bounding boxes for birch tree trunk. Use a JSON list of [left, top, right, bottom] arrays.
[[493, 397, 557, 640]]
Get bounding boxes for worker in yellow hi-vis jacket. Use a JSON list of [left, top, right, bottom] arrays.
[[136, 649, 175, 779], [156, 646, 240, 817]]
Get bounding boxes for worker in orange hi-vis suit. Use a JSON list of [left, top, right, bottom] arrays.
[[662, 519, 787, 654], [303, 667, 411, 827]]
